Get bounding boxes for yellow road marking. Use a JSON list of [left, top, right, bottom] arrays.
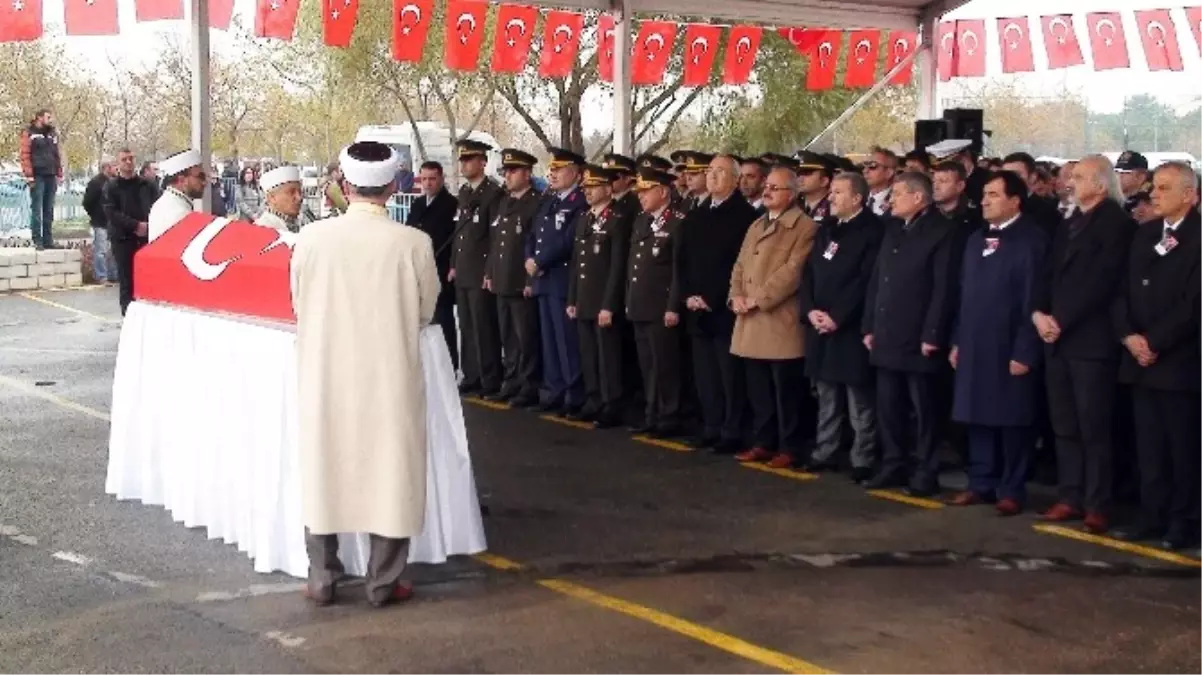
[[472, 553, 525, 571], [632, 435, 694, 452], [462, 396, 510, 411], [1033, 523, 1202, 568], [16, 292, 120, 323], [539, 414, 595, 430], [866, 489, 944, 510], [741, 462, 819, 481], [27, 284, 110, 293], [0, 373, 111, 421]]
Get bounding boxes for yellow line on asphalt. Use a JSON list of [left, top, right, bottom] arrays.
[[741, 462, 819, 481], [16, 292, 120, 323], [0, 373, 111, 421], [866, 489, 945, 510], [462, 396, 511, 411], [1033, 523, 1202, 568], [539, 414, 595, 430], [28, 284, 110, 293], [472, 553, 525, 571], [632, 435, 694, 452]]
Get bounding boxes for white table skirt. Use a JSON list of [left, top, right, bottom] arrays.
[[105, 301, 486, 578]]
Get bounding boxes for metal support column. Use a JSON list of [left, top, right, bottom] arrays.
[[916, 12, 938, 119], [190, 0, 213, 212], [610, 0, 632, 155]]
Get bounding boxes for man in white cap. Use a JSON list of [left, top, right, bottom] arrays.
[[147, 148, 206, 241], [290, 140, 440, 608], [256, 165, 303, 232]]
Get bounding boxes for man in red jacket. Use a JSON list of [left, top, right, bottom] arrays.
[[19, 108, 63, 250]]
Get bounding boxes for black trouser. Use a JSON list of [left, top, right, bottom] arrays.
[[455, 287, 502, 392], [110, 236, 144, 316], [497, 294, 541, 398], [434, 294, 458, 371], [1132, 386, 1201, 529], [876, 367, 939, 488], [1045, 354, 1116, 514], [577, 317, 624, 417], [692, 332, 745, 444], [744, 357, 805, 455], [633, 321, 680, 428]]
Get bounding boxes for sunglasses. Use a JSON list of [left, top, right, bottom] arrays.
[[861, 162, 881, 170]]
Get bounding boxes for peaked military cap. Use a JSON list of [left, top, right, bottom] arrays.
[[547, 147, 586, 170], [795, 150, 836, 174], [500, 148, 537, 169], [636, 154, 673, 172], [602, 153, 637, 175], [925, 138, 972, 161], [1115, 151, 1149, 172], [681, 151, 715, 173], [761, 153, 801, 172], [456, 139, 492, 160], [634, 167, 675, 191], [582, 164, 618, 187]]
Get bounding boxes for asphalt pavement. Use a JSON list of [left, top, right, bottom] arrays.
[[0, 286, 1198, 673]]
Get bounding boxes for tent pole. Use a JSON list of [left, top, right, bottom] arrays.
[[611, 0, 632, 155], [190, 0, 212, 212], [916, 12, 938, 119], [803, 46, 920, 151]]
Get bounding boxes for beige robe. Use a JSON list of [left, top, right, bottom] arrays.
[[254, 210, 294, 231], [290, 202, 440, 538]]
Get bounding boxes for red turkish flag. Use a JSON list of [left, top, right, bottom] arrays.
[[1135, 9, 1184, 71], [997, 17, 1035, 73], [65, 0, 118, 36], [884, 30, 916, 85], [444, 0, 487, 71], [392, 0, 433, 63], [806, 30, 841, 91], [682, 24, 721, 87], [1085, 12, 1130, 71], [1186, 6, 1202, 56], [597, 13, 617, 82], [1040, 14, 1085, 69], [322, 0, 359, 47], [843, 29, 880, 88], [936, 21, 955, 81], [778, 27, 823, 55], [135, 0, 182, 21], [491, 4, 536, 73], [632, 21, 676, 85], [0, 0, 43, 42], [722, 25, 761, 85], [538, 11, 583, 79], [938, 20, 986, 80], [255, 0, 300, 40], [208, 0, 234, 29]]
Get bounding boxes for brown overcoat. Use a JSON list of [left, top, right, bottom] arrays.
[[729, 206, 819, 360]]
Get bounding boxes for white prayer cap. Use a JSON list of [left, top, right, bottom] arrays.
[[339, 142, 400, 188], [261, 165, 301, 192], [926, 139, 973, 160], [160, 148, 202, 177]]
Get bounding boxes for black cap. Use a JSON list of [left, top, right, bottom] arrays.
[[1116, 151, 1149, 172], [456, 139, 492, 160], [737, 155, 769, 171], [634, 167, 675, 191], [636, 154, 673, 172], [681, 151, 715, 173], [795, 150, 836, 174], [582, 164, 618, 187], [547, 147, 586, 169], [825, 154, 857, 173], [761, 153, 801, 172], [602, 153, 637, 176], [669, 150, 689, 165], [500, 148, 537, 169]]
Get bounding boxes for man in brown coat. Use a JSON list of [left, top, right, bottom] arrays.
[[731, 166, 820, 468]]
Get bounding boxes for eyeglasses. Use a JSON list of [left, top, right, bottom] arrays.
[[763, 184, 793, 193]]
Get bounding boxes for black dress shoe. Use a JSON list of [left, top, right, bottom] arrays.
[[652, 425, 681, 439], [477, 387, 501, 399], [483, 389, 514, 402], [863, 471, 907, 490], [799, 460, 839, 473], [1161, 523, 1200, 551], [535, 399, 564, 412], [1113, 521, 1165, 542], [593, 416, 620, 429], [850, 466, 874, 484], [509, 394, 537, 408], [567, 407, 596, 422], [904, 483, 940, 498], [628, 422, 653, 434], [687, 435, 719, 449], [712, 438, 742, 454], [458, 382, 481, 395]]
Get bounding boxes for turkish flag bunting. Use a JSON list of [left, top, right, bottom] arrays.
[[777, 27, 824, 55], [491, 4, 537, 73], [538, 11, 583, 79], [682, 24, 722, 87], [997, 17, 1035, 73], [937, 22, 955, 81], [322, 0, 359, 47], [805, 30, 841, 90], [444, 0, 487, 71], [1186, 6, 1201, 56], [135, 0, 182, 22], [208, 0, 234, 29], [884, 31, 917, 85], [722, 25, 762, 85], [632, 21, 676, 85], [1085, 12, 1130, 70], [1040, 14, 1085, 68], [1134, 9, 1184, 71], [392, 0, 433, 62], [843, 29, 880, 88], [0, 0, 43, 41], [597, 13, 617, 82], [255, 0, 300, 40], [65, 0, 119, 35], [938, 20, 986, 80]]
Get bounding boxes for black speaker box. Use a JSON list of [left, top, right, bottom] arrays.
[[914, 119, 947, 151], [943, 108, 984, 156]]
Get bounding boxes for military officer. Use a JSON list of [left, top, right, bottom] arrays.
[[795, 150, 834, 221], [670, 151, 691, 207], [603, 152, 640, 216], [567, 164, 632, 428], [1116, 151, 1153, 215], [484, 149, 543, 406], [676, 151, 714, 213], [451, 139, 505, 396], [527, 147, 589, 414], [639, 153, 681, 210]]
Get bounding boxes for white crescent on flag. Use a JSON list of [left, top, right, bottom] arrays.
[[181, 218, 238, 282], [1048, 16, 1071, 44], [854, 38, 871, 63], [735, 35, 753, 61], [456, 12, 476, 44], [399, 3, 421, 35], [553, 24, 573, 52], [1095, 18, 1117, 46], [690, 36, 709, 64], [1146, 20, 1167, 45], [960, 29, 979, 55], [1003, 22, 1024, 49]]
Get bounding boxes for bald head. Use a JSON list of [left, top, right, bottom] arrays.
[[1071, 154, 1122, 211]]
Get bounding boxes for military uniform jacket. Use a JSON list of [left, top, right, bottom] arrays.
[[862, 207, 956, 374], [801, 194, 832, 221], [615, 190, 640, 219], [486, 188, 542, 296], [526, 186, 587, 298], [1113, 208, 1201, 392], [451, 178, 504, 289], [626, 207, 684, 322], [568, 201, 633, 319]]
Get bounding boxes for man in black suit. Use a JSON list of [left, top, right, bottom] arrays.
[[1003, 152, 1061, 241], [406, 161, 459, 368], [738, 156, 768, 214], [676, 154, 758, 451], [1032, 154, 1136, 534], [1112, 162, 1200, 549]]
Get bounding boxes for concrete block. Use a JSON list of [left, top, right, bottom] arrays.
[[54, 261, 82, 275], [64, 273, 83, 287], [29, 263, 55, 276], [0, 249, 37, 266], [0, 265, 25, 279], [64, 248, 82, 262], [10, 276, 37, 290], [37, 273, 66, 289], [0, 251, 9, 266], [36, 249, 66, 263], [0, 279, 8, 292]]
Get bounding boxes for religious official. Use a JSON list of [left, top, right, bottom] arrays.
[[802, 172, 883, 481], [1031, 154, 1136, 534], [626, 167, 686, 436], [485, 149, 543, 407], [1116, 151, 1152, 214], [255, 165, 303, 233], [102, 147, 157, 315], [861, 172, 956, 496], [677, 154, 758, 452], [795, 151, 834, 221], [948, 171, 1047, 515], [862, 146, 898, 217], [528, 148, 588, 414], [406, 161, 459, 370], [147, 148, 204, 241], [738, 156, 768, 214], [1112, 162, 1201, 550], [290, 141, 440, 608], [450, 139, 505, 396], [567, 164, 632, 428], [731, 167, 819, 469]]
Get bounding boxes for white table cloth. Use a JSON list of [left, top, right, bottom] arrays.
[[106, 301, 486, 578]]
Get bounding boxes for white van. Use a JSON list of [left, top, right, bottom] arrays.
[[354, 122, 503, 186]]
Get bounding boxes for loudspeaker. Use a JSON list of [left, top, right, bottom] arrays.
[[943, 108, 984, 156], [914, 119, 947, 151]]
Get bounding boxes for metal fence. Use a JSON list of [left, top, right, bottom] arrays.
[[0, 181, 87, 238]]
